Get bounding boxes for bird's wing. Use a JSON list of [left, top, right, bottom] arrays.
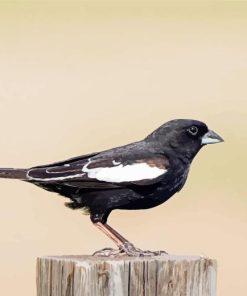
[[26, 151, 169, 187]]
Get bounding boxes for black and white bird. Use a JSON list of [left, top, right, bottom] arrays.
[[0, 119, 223, 256]]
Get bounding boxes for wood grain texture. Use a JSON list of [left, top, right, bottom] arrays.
[[37, 255, 216, 296]]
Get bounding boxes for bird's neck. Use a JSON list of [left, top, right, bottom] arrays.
[[173, 145, 202, 165]]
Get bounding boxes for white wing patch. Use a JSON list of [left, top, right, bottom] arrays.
[[82, 161, 167, 183]]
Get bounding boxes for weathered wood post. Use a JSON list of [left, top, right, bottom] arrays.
[[37, 255, 216, 296]]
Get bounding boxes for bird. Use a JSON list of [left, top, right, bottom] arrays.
[[0, 119, 223, 256]]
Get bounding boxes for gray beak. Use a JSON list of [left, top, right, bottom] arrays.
[[201, 130, 224, 145]]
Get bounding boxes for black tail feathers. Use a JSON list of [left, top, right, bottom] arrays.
[[0, 168, 28, 180]]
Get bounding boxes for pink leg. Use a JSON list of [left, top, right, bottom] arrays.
[[93, 222, 167, 257]]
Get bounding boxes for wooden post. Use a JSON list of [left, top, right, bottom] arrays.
[[37, 255, 216, 296]]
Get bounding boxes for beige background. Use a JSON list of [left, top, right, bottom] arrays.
[[0, 1, 246, 295]]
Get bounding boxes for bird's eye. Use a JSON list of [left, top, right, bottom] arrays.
[[188, 126, 198, 136]]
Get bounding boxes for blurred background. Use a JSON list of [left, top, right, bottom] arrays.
[[0, 1, 246, 295]]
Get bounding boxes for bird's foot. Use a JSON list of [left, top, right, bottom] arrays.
[[92, 247, 124, 257], [92, 244, 168, 257], [119, 242, 168, 257]]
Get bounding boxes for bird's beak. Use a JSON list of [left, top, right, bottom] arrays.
[[201, 130, 224, 145]]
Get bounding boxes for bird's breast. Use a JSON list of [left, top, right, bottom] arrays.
[[162, 165, 190, 194]]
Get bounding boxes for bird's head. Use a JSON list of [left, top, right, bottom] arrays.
[[146, 119, 224, 163]]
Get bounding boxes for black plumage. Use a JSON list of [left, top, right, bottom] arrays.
[[0, 119, 223, 256]]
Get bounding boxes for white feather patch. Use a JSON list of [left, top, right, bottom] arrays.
[[82, 162, 167, 183], [26, 171, 85, 181]]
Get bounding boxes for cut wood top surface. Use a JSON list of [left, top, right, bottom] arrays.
[[40, 254, 214, 262]]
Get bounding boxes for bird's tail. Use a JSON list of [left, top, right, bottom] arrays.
[[0, 168, 28, 180]]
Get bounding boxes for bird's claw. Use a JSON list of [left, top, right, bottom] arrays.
[[120, 242, 168, 257]]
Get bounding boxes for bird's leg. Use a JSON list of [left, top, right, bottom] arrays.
[[92, 222, 127, 257], [92, 222, 168, 257]]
